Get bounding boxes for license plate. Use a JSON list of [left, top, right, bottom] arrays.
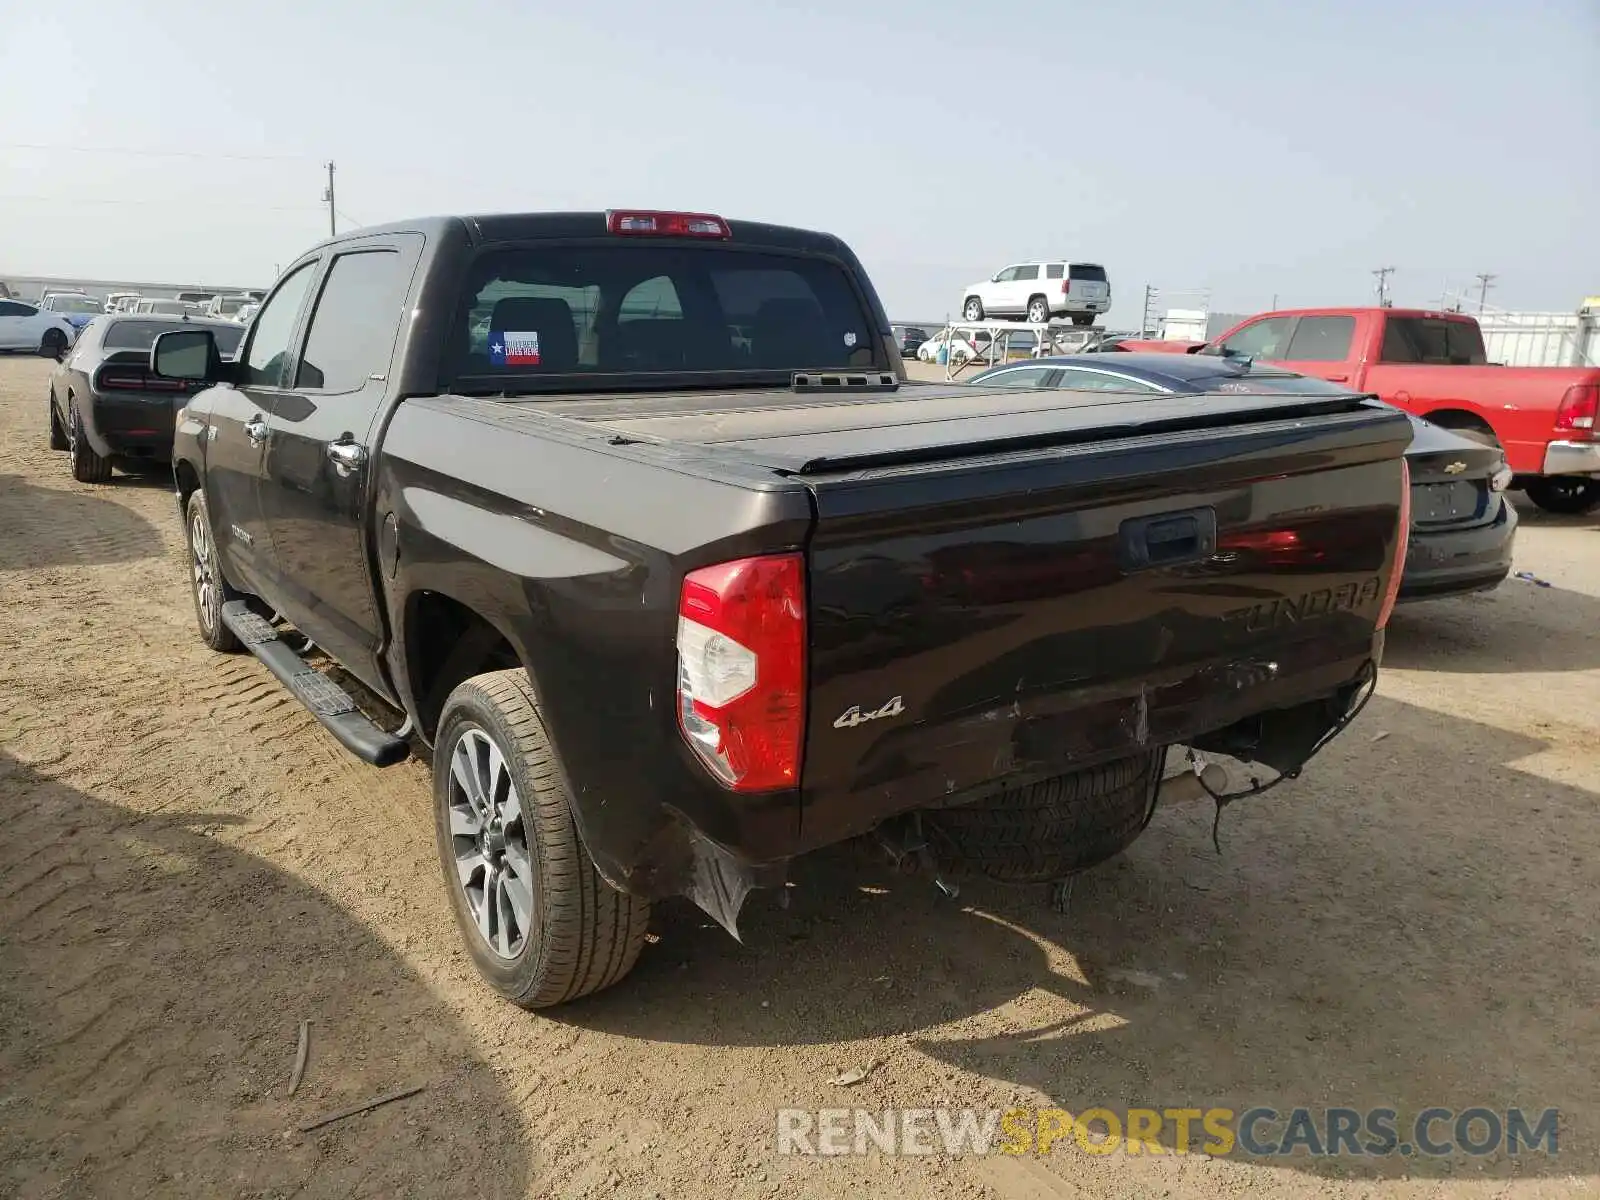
[[1413, 480, 1483, 524]]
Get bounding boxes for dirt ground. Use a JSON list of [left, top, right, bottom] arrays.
[[2, 353, 1597, 1199]]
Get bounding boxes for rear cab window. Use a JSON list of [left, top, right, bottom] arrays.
[[1069, 264, 1108, 282], [449, 245, 879, 387], [1380, 317, 1488, 365]]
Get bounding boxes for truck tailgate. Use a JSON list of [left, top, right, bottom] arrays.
[[783, 391, 1411, 849], [536, 382, 1409, 851]]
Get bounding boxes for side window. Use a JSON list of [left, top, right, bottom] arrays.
[[978, 366, 1053, 388], [1283, 315, 1355, 361], [0, 301, 29, 317], [244, 262, 318, 387], [295, 250, 412, 392], [993, 267, 1018, 283], [1013, 265, 1040, 281], [1056, 369, 1162, 393], [1045, 264, 1064, 279], [1219, 316, 1293, 360]]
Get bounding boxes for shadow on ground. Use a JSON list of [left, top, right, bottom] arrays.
[[555, 696, 1599, 1183], [1383, 565, 1600, 673], [1509, 492, 1600, 530], [0, 753, 529, 1200], [0, 473, 163, 569]]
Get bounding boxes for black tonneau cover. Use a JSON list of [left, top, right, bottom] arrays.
[[520, 381, 1378, 474]]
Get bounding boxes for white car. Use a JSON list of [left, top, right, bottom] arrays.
[[915, 328, 994, 364], [0, 298, 77, 356], [960, 261, 1112, 326]]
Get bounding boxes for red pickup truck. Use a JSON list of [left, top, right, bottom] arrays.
[[1118, 308, 1600, 513]]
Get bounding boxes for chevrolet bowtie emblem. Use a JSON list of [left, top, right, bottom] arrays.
[[1444, 461, 1467, 474]]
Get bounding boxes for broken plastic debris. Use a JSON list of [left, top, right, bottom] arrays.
[[829, 1060, 879, 1087], [1371, 731, 1390, 743], [1513, 571, 1552, 588]]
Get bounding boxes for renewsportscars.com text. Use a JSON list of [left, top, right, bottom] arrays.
[[776, 1106, 1560, 1159]]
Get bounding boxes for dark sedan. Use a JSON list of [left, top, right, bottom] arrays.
[[47, 315, 244, 483], [967, 353, 1517, 602], [893, 325, 929, 356]]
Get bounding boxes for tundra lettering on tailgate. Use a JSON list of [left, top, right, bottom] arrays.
[[1223, 577, 1382, 634]]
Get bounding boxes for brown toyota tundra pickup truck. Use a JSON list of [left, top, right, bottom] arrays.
[[154, 209, 1412, 1008]]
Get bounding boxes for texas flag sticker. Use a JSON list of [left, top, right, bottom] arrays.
[[489, 330, 541, 367]]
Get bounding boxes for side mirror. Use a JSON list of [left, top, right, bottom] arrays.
[[54, 342, 68, 363], [151, 328, 221, 383]]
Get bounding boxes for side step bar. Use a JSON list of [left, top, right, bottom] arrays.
[[220, 601, 410, 767]]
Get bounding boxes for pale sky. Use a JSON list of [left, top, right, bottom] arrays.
[[2, 0, 1595, 323]]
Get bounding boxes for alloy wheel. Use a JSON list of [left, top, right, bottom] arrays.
[[190, 508, 219, 633], [447, 726, 536, 960]]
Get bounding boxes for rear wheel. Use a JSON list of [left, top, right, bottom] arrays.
[[963, 297, 985, 321], [1026, 297, 1050, 324], [434, 669, 651, 1008], [926, 752, 1163, 882], [47, 393, 68, 450], [39, 328, 67, 358], [1524, 476, 1600, 515], [67, 405, 112, 484]]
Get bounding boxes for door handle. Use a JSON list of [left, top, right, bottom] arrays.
[[1326, 374, 1350, 382], [327, 438, 368, 476], [244, 416, 267, 445]]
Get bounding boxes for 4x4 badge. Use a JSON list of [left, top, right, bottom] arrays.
[[834, 696, 905, 729]]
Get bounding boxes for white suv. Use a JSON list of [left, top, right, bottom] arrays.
[[961, 262, 1111, 326]]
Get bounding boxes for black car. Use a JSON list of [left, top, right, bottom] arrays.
[[893, 325, 928, 355], [47, 315, 245, 483], [968, 353, 1517, 602]]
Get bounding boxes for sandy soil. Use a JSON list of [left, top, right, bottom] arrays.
[[2, 353, 1597, 1199]]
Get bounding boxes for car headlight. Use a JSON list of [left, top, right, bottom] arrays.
[[1489, 464, 1513, 493]]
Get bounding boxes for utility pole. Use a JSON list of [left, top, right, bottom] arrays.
[[323, 161, 336, 237], [1372, 266, 1395, 308], [1474, 272, 1496, 313]]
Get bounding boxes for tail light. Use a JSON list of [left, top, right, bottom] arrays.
[[606, 210, 731, 238], [1554, 384, 1598, 437], [94, 367, 187, 392], [1061, 279, 1072, 295], [677, 553, 805, 792], [1375, 459, 1411, 631]]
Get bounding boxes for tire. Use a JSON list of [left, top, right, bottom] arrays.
[[67, 404, 113, 484], [47, 393, 68, 450], [434, 669, 651, 1009], [184, 489, 243, 652], [1071, 314, 1095, 327], [925, 752, 1162, 882], [38, 328, 67, 358], [1524, 476, 1600, 515], [1026, 296, 1050, 324], [963, 297, 985, 321]]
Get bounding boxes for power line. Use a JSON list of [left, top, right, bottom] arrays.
[[0, 141, 315, 163]]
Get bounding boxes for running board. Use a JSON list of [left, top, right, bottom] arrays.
[[220, 601, 410, 767]]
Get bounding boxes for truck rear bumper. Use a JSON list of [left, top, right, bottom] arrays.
[[1543, 440, 1600, 476]]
